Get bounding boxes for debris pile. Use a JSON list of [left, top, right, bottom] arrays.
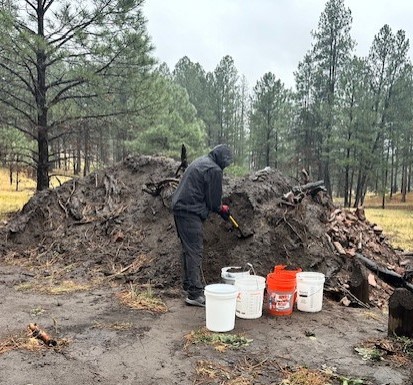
[[326, 206, 390, 259], [0, 155, 409, 307]]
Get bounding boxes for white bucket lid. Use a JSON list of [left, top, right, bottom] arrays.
[[204, 283, 238, 298], [296, 272, 325, 282], [205, 283, 238, 295]]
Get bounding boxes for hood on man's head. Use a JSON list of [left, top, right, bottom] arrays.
[[209, 144, 233, 170]]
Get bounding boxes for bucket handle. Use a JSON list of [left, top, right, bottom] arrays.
[[246, 263, 256, 276]]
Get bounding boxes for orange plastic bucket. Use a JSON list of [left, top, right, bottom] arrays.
[[273, 265, 302, 302], [266, 272, 296, 316], [273, 265, 302, 277]]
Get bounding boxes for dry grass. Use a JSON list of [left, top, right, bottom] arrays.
[[0, 167, 72, 220], [357, 337, 413, 367], [0, 333, 43, 355], [194, 358, 272, 385], [364, 208, 413, 251], [334, 191, 413, 252], [16, 279, 93, 295], [4, 250, 95, 294], [364, 191, 413, 208], [280, 367, 332, 385], [116, 283, 168, 313], [0, 327, 69, 355], [0, 168, 35, 218], [193, 359, 346, 385]]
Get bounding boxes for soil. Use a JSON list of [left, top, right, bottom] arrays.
[[0, 155, 412, 385]]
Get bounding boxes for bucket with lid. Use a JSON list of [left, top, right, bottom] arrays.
[[204, 284, 238, 332], [221, 263, 254, 285], [234, 275, 266, 319], [266, 272, 296, 316], [296, 272, 325, 312]]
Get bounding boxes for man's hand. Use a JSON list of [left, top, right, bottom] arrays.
[[219, 205, 230, 221]]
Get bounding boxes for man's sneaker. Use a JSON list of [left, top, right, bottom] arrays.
[[185, 295, 205, 307]]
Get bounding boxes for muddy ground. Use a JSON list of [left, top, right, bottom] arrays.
[[0, 155, 412, 384]]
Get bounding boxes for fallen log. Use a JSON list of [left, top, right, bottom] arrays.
[[281, 180, 326, 206], [292, 180, 326, 195], [355, 253, 413, 293]]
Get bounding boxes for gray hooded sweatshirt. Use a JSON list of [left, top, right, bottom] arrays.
[[171, 144, 232, 220]]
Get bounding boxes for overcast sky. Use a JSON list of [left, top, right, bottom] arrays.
[[142, 0, 413, 89]]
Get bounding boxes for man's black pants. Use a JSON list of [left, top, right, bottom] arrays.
[[173, 213, 204, 299]]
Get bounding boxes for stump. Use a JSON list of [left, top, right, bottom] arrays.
[[349, 260, 370, 305], [388, 288, 413, 338]]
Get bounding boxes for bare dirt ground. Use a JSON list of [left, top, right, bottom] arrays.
[[0, 155, 412, 385]]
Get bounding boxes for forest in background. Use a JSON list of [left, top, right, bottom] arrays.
[[0, 0, 412, 209]]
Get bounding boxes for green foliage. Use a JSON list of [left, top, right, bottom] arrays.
[[0, 0, 156, 190], [0, 126, 33, 164], [249, 72, 291, 169], [1, 0, 412, 200], [394, 335, 413, 356], [226, 164, 249, 177], [126, 75, 206, 158], [187, 328, 253, 350], [354, 346, 383, 361]]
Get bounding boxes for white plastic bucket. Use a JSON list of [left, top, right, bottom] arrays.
[[204, 284, 238, 332], [221, 266, 251, 285], [296, 272, 325, 312], [234, 275, 266, 319]]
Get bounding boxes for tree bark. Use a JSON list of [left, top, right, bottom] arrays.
[[388, 288, 413, 338], [349, 260, 370, 304]]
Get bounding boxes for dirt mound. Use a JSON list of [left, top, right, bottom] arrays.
[[0, 155, 400, 304]]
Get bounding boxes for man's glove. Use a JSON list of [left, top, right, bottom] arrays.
[[219, 205, 230, 221]]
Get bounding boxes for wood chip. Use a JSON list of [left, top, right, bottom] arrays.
[[368, 273, 377, 287], [333, 241, 346, 255]]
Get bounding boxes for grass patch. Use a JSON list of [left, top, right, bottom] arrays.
[[364, 191, 413, 207], [0, 168, 36, 218], [116, 283, 168, 313], [0, 167, 72, 220], [356, 337, 413, 367], [0, 328, 69, 355], [364, 208, 413, 251], [185, 327, 252, 352], [5, 251, 98, 294], [16, 279, 92, 295], [280, 367, 333, 385], [193, 359, 360, 385], [0, 334, 47, 355], [334, 192, 413, 251], [194, 357, 275, 385]]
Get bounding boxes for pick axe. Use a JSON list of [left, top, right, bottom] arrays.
[[228, 214, 254, 239]]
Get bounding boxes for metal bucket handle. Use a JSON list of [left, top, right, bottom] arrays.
[[246, 263, 256, 275]]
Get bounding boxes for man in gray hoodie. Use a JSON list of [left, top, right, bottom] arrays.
[[172, 144, 233, 306]]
